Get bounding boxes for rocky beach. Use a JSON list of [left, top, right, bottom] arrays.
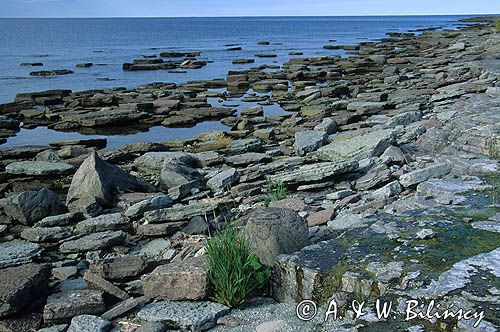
[[0, 16, 499, 332]]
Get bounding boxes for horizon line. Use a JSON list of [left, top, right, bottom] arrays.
[[0, 13, 498, 19]]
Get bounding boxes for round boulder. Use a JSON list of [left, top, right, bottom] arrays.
[[244, 208, 308, 266]]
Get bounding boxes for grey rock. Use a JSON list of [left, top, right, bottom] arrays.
[[399, 162, 452, 187], [269, 160, 358, 185], [471, 221, 500, 233], [365, 261, 404, 283], [0, 115, 20, 130], [74, 213, 130, 234], [125, 195, 173, 219], [313, 118, 337, 134], [135, 322, 167, 332], [316, 129, 394, 162], [21, 226, 72, 242], [380, 146, 406, 164], [90, 255, 147, 280], [67, 315, 111, 332], [327, 212, 371, 231], [43, 290, 105, 322], [36, 212, 82, 227], [5, 161, 73, 176], [35, 149, 63, 162], [143, 201, 219, 224], [416, 228, 435, 239], [370, 181, 402, 200], [137, 301, 229, 331], [134, 239, 173, 261], [227, 138, 262, 154], [66, 152, 153, 216], [59, 231, 126, 253], [160, 161, 202, 191], [0, 263, 50, 317], [272, 240, 342, 303], [37, 325, 68, 332], [0, 240, 43, 269], [142, 257, 209, 301], [102, 296, 146, 320], [2, 188, 67, 225], [134, 152, 197, 172], [206, 168, 239, 192], [294, 130, 328, 156], [225, 152, 270, 166], [244, 208, 308, 266]]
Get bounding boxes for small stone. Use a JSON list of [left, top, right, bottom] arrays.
[[256, 320, 286, 332], [206, 168, 240, 192], [67, 315, 111, 332], [416, 228, 435, 240], [313, 118, 337, 134], [83, 271, 129, 300]]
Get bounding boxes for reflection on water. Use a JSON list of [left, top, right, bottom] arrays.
[[3, 121, 229, 149]]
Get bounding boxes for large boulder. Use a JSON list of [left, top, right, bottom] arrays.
[[142, 257, 209, 301], [0, 263, 51, 317], [244, 208, 308, 266], [1, 188, 67, 225], [66, 152, 154, 216]]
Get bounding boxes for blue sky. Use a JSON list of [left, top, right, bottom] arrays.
[[2, 0, 500, 18]]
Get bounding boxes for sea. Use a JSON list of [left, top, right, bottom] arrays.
[[0, 16, 477, 148]]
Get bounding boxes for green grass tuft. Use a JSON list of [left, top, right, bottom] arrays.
[[205, 226, 270, 308], [496, 20, 500, 33], [264, 180, 289, 206]]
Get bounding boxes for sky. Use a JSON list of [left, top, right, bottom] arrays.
[[1, 0, 500, 18]]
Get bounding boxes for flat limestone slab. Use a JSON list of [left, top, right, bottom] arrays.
[[137, 301, 229, 331], [5, 161, 73, 176]]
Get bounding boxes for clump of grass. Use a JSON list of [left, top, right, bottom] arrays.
[[486, 172, 500, 206], [495, 19, 500, 33], [205, 226, 270, 308], [264, 180, 289, 206], [192, 136, 232, 153]]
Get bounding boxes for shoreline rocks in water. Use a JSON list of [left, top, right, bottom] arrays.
[[0, 17, 498, 332], [29, 69, 74, 76]]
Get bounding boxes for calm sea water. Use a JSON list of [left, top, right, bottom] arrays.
[[0, 16, 474, 148]]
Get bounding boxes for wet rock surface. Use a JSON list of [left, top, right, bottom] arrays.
[[0, 18, 498, 332]]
